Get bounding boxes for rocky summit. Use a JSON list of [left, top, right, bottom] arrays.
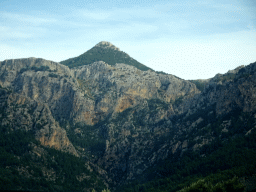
[[95, 41, 121, 51], [0, 42, 256, 192], [60, 41, 152, 71]]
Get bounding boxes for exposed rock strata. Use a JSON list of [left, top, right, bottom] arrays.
[[1, 56, 256, 187]]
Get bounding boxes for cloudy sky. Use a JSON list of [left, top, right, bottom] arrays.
[[1, 0, 256, 79]]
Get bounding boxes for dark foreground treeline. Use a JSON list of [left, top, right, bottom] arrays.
[[120, 110, 256, 192], [1, 101, 256, 192], [0, 129, 107, 192]]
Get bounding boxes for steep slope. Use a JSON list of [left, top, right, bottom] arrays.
[[60, 41, 152, 71], [0, 57, 198, 158], [89, 62, 256, 188], [0, 88, 108, 192], [0, 57, 199, 186], [1, 53, 256, 192], [0, 59, 77, 155], [120, 61, 256, 191]]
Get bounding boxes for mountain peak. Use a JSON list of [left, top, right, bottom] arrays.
[[60, 41, 152, 71], [95, 41, 120, 51]]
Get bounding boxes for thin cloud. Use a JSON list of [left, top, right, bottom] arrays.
[[0, 26, 33, 39], [72, 6, 162, 23], [1, 0, 255, 79], [0, 44, 33, 60], [0, 12, 57, 25], [0, 25, 48, 40], [72, 22, 159, 43], [75, 9, 112, 20]]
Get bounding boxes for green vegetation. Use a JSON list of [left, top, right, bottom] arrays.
[[45, 147, 106, 191], [215, 73, 236, 83], [102, 189, 111, 192], [170, 95, 185, 105], [113, 108, 133, 124], [92, 189, 111, 192], [19, 65, 51, 73], [60, 44, 152, 71], [156, 71, 168, 75], [189, 80, 207, 92], [120, 108, 256, 192], [77, 78, 94, 99], [178, 177, 245, 192], [1, 61, 256, 192], [30, 65, 50, 72], [110, 99, 170, 132], [19, 65, 61, 78], [48, 72, 59, 78], [0, 114, 107, 192], [121, 131, 256, 192], [234, 66, 255, 81], [148, 98, 169, 111], [67, 122, 106, 159], [0, 129, 48, 191]]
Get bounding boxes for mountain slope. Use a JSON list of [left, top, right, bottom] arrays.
[[0, 53, 256, 192], [0, 88, 108, 192], [60, 41, 152, 71], [119, 61, 256, 191]]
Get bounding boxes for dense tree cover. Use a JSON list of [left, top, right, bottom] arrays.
[[119, 109, 256, 192], [178, 177, 245, 192], [60, 45, 152, 71], [120, 132, 256, 192], [0, 127, 107, 191], [66, 121, 107, 160], [45, 147, 106, 191], [0, 129, 48, 191], [1, 71, 256, 192]]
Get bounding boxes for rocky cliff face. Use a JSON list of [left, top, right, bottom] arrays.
[[1, 44, 256, 189], [0, 57, 198, 124], [72, 61, 199, 122], [0, 58, 79, 155], [0, 56, 199, 184], [72, 60, 256, 185]]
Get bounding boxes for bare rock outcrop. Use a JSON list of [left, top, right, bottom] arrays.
[[1, 56, 256, 187]]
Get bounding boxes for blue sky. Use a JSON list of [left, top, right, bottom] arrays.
[[1, 0, 256, 79]]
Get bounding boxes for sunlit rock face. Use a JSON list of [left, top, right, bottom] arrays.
[[1, 50, 256, 187], [0, 56, 198, 182]]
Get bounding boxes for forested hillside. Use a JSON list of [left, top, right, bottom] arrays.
[[60, 41, 152, 71]]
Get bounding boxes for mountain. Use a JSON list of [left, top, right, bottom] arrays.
[[60, 41, 152, 71], [0, 46, 256, 192]]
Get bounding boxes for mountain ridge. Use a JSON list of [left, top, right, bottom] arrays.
[[60, 41, 152, 71], [0, 49, 256, 191]]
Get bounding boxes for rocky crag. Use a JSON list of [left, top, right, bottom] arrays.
[[0, 41, 256, 191]]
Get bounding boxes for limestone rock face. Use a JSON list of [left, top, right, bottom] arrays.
[[0, 57, 199, 184], [0, 88, 78, 156], [1, 56, 256, 187], [73, 61, 199, 118], [181, 62, 256, 116]]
